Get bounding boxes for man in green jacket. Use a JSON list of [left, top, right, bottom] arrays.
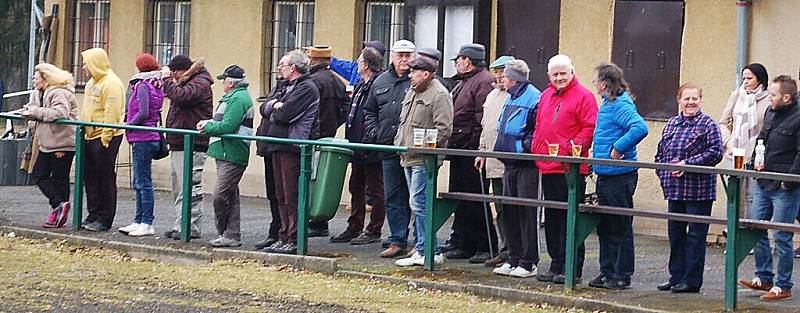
[[197, 65, 255, 247]]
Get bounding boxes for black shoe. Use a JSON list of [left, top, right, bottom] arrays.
[[81, 219, 93, 226], [263, 240, 284, 253], [588, 275, 623, 290], [618, 279, 631, 289], [553, 274, 581, 285], [273, 243, 297, 254], [468, 252, 492, 264], [670, 283, 700, 293], [794, 247, 800, 258], [255, 238, 278, 250], [82, 221, 108, 232], [439, 243, 458, 253], [444, 248, 471, 259], [350, 232, 381, 245], [536, 271, 556, 282], [164, 229, 201, 240], [307, 228, 329, 238], [657, 281, 677, 291], [330, 229, 360, 243]]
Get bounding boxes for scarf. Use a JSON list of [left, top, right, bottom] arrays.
[[731, 84, 768, 157]]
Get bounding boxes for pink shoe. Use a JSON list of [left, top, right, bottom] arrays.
[[42, 207, 60, 228], [56, 202, 70, 228]]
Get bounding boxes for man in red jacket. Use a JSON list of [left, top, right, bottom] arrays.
[[532, 54, 598, 284]]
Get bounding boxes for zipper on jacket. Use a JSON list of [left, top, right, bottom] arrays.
[[552, 102, 562, 124]]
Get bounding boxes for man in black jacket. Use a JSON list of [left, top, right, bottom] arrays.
[[364, 39, 417, 258], [740, 75, 800, 301], [305, 45, 350, 237]]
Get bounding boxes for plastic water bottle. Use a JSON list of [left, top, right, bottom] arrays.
[[754, 139, 766, 171]]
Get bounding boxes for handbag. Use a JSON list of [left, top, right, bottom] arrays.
[[152, 115, 170, 160]]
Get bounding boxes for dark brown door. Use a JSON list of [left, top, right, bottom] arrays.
[[496, 0, 561, 90], [612, 0, 684, 120]]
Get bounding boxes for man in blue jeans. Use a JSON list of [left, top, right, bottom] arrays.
[[392, 53, 453, 267], [363, 40, 417, 258], [739, 75, 800, 301]]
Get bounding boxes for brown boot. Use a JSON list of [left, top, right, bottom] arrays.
[[380, 244, 407, 258], [760, 287, 792, 301], [739, 278, 773, 292], [484, 254, 507, 267]]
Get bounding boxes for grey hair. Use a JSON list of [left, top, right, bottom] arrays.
[[361, 47, 384, 73], [284, 49, 310, 73], [224, 77, 249, 88], [547, 54, 574, 73]]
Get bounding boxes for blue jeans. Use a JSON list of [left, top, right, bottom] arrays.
[[405, 165, 435, 254], [667, 200, 713, 289], [383, 157, 411, 247], [751, 184, 800, 290], [595, 171, 637, 282], [132, 141, 159, 225]]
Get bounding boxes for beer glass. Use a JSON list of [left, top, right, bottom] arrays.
[[425, 129, 438, 148], [413, 128, 425, 147], [733, 148, 746, 170]]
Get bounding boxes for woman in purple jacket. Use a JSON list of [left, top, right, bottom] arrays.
[[119, 53, 165, 237]]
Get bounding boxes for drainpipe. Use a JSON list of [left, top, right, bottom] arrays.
[[27, 0, 37, 90], [735, 0, 752, 86]]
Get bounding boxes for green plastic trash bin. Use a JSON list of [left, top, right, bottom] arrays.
[[308, 138, 353, 221]]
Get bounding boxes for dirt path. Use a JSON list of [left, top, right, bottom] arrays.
[[0, 234, 575, 313]]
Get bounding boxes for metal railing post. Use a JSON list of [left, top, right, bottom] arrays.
[[564, 163, 581, 290], [180, 134, 194, 242], [71, 126, 85, 230], [297, 144, 313, 255], [724, 175, 742, 311], [424, 154, 439, 270]]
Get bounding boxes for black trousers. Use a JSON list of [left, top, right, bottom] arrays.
[[502, 164, 540, 270], [264, 156, 281, 240], [84, 135, 122, 228], [542, 173, 586, 276], [450, 155, 498, 254], [32, 150, 75, 209]]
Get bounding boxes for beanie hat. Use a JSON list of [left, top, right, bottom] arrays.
[[135, 53, 160, 72], [167, 55, 192, 71]]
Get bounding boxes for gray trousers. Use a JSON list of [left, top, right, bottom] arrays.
[[213, 160, 247, 240], [170, 151, 207, 234]]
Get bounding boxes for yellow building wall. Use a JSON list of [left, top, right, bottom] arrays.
[[313, 0, 358, 60], [749, 0, 800, 79]]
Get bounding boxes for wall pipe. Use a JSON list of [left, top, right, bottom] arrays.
[[735, 0, 752, 86]]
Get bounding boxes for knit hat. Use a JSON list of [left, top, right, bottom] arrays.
[[363, 40, 387, 56], [135, 53, 160, 72], [306, 45, 333, 58], [489, 55, 515, 69], [167, 55, 192, 71]]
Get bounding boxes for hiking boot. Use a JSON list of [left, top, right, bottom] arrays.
[[740, 277, 773, 292], [350, 232, 381, 245], [761, 286, 792, 301], [468, 252, 492, 264], [330, 229, 360, 243], [380, 244, 407, 258]]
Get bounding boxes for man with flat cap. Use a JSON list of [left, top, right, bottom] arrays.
[[306, 45, 351, 237], [196, 65, 255, 247], [394, 52, 453, 267], [444, 43, 498, 264]]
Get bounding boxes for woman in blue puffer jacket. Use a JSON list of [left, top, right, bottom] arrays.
[[588, 62, 648, 290]]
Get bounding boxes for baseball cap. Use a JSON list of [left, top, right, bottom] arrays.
[[216, 65, 246, 80]]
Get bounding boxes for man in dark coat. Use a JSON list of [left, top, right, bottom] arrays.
[[443, 44, 498, 263], [160, 55, 214, 240], [305, 45, 351, 237]]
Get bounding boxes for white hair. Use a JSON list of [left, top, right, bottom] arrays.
[[224, 77, 249, 88], [547, 54, 574, 73]]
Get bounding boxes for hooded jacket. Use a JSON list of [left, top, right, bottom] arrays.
[[162, 58, 214, 152], [80, 48, 125, 147], [532, 77, 598, 175], [26, 87, 79, 152], [592, 91, 649, 176]]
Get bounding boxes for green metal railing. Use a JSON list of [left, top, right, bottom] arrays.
[[4, 112, 800, 311]]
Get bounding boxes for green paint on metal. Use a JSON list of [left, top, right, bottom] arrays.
[[735, 228, 765, 267], [71, 127, 85, 231], [576, 212, 601, 247], [564, 163, 582, 290], [724, 175, 740, 311], [432, 198, 458, 234], [297, 145, 313, 255], [424, 155, 439, 271], [180, 134, 194, 242]]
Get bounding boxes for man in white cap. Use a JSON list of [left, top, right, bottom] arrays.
[[364, 39, 418, 258], [532, 54, 598, 284]]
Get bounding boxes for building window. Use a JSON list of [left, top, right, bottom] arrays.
[[147, 0, 191, 66], [264, 0, 314, 92], [364, 0, 404, 62], [69, 0, 110, 87]]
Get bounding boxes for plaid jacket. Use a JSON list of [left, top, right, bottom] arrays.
[[655, 112, 724, 201]]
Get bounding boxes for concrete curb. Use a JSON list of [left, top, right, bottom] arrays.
[[1, 225, 666, 313], [338, 270, 669, 313]]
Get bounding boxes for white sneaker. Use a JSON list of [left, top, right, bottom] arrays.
[[118, 223, 141, 235], [509, 265, 537, 278], [493, 263, 515, 276], [128, 224, 155, 237], [396, 251, 424, 267]]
